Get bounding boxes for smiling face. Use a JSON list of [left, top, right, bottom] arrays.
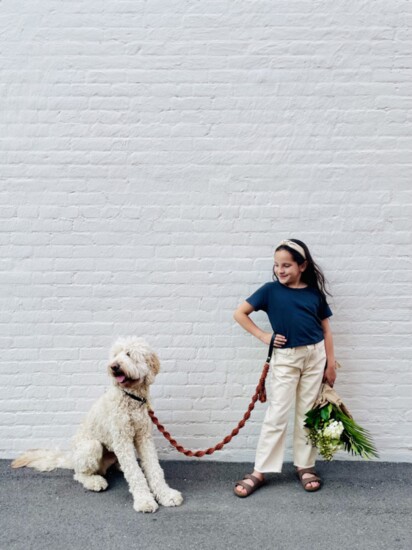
[[107, 337, 160, 391], [274, 249, 307, 287]]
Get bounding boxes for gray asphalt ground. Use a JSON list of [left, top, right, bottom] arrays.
[[2, 459, 411, 550]]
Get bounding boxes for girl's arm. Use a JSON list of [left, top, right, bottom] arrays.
[[321, 318, 337, 385], [233, 301, 287, 347]]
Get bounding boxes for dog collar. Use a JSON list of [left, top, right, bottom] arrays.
[[122, 390, 147, 405]]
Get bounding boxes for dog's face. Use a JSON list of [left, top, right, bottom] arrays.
[[107, 337, 160, 390]]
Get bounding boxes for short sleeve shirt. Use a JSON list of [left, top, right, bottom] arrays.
[[245, 281, 333, 348]]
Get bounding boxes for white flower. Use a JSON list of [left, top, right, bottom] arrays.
[[323, 420, 344, 439]]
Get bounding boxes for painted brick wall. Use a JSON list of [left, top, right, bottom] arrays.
[[1, 1, 411, 462]]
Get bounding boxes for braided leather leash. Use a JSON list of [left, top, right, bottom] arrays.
[[148, 334, 275, 457]]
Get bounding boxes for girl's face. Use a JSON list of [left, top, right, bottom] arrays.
[[274, 249, 307, 287]]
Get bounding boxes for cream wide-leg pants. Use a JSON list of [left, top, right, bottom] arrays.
[[254, 339, 326, 473]]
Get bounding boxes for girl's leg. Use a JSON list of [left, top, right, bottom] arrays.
[[235, 349, 301, 496], [293, 340, 326, 488], [254, 363, 300, 472]]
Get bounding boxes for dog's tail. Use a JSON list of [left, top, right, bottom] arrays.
[[11, 448, 73, 471]]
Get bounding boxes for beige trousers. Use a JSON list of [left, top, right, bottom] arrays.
[[254, 339, 326, 473]]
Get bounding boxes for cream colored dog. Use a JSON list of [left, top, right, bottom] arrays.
[[12, 336, 183, 513]]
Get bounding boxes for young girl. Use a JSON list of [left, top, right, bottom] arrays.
[[233, 238, 336, 496]]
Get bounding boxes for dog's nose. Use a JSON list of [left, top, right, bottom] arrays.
[[111, 364, 121, 373]]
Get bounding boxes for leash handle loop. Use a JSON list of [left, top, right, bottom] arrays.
[[266, 332, 276, 363]]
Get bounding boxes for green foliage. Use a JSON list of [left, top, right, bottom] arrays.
[[304, 403, 379, 461], [333, 407, 379, 459]]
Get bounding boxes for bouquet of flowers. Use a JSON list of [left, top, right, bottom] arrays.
[[304, 378, 379, 461]]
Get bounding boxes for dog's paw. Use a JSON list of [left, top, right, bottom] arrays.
[[91, 476, 108, 492], [74, 473, 108, 492], [133, 496, 159, 513], [157, 488, 184, 507]]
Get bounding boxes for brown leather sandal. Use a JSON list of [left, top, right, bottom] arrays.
[[296, 467, 321, 492], [234, 473, 266, 498]]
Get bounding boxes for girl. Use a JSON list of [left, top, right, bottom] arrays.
[[233, 238, 336, 497]]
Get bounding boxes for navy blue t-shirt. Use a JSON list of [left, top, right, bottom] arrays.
[[245, 281, 333, 348]]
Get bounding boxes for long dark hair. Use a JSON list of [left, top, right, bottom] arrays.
[[272, 238, 332, 301]]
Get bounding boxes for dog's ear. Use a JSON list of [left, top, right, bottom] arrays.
[[146, 352, 160, 376], [145, 352, 160, 385]]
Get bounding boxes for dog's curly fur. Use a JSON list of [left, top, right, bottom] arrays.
[[12, 336, 183, 513]]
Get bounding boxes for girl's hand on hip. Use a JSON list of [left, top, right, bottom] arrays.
[[273, 333, 287, 347], [260, 332, 287, 347]]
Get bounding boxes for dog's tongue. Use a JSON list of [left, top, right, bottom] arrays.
[[116, 375, 126, 383]]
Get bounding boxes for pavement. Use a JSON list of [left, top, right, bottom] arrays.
[[1, 459, 411, 550]]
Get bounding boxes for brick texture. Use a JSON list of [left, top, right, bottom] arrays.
[[1, 1, 411, 462]]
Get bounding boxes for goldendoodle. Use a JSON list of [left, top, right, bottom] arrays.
[[12, 336, 183, 513]]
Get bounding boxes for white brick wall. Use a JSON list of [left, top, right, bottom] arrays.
[[1, 1, 411, 462]]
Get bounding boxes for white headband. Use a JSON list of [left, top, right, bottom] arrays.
[[276, 240, 306, 259]]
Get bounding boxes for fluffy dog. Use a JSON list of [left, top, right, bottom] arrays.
[[12, 336, 183, 513]]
